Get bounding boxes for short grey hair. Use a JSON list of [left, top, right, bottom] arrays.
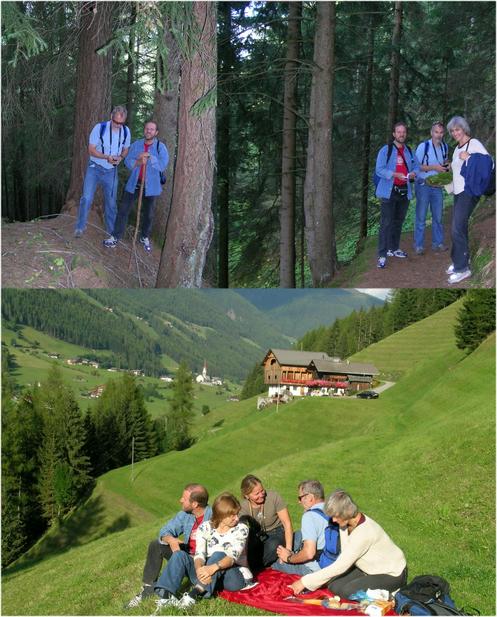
[[447, 116, 471, 136], [111, 105, 128, 119], [298, 480, 324, 500], [325, 489, 358, 519]]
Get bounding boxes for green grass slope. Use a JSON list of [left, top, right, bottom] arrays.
[[2, 309, 495, 616], [350, 300, 462, 378]]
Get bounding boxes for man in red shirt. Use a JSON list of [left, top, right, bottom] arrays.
[[374, 122, 419, 268]]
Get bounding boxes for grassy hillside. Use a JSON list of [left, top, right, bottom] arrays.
[[350, 300, 462, 378], [2, 307, 495, 616]]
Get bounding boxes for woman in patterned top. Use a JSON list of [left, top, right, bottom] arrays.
[[155, 492, 255, 610]]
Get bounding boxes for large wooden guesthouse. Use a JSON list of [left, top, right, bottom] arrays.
[[262, 349, 379, 396]]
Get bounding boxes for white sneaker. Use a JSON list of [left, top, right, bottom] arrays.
[[125, 591, 143, 608], [178, 592, 196, 608], [240, 580, 259, 591], [446, 263, 455, 275], [140, 237, 152, 253], [154, 595, 180, 613], [448, 269, 471, 284]]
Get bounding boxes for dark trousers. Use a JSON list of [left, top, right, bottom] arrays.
[[142, 539, 185, 587], [328, 565, 407, 599], [240, 515, 285, 571], [451, 191, 480, 272], [113, 187, 156, 240], [378, 189, 409, 257]]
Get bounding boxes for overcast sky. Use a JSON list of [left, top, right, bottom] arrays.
[[356, 289, 392, 301]]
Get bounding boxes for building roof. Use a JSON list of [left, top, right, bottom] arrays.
[[310, 358, 379, 376], [264, 349, 331, 367]]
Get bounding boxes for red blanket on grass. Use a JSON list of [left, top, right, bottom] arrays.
[[219, 569, 398, 615]]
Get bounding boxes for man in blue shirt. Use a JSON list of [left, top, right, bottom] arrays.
[[103, 120, 169, 253], [375, 123, 419, 269], [414, 122, 449, 255], [125, 483, 212, 609], [272, 480, 328, 575], [74, 106, 131, 238]]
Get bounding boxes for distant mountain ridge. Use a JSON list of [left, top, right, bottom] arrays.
[[237, 289, 384, 337]]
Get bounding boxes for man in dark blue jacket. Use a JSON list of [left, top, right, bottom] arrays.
[[125, 484, 211, 609], [374, 123, 419, 269], [104, 120, 169, 253]]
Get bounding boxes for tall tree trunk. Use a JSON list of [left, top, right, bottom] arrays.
[[125, 3, 137, 129], [386, 1, 402, 139], [152, 20, 181, 243], [63, 1, 114, 219], [155, 2, 216, 288], [217, 2, 236, 288], [303, 1, 336, 287], [279, 1, 301, 288], [356, 10, 375, 254]]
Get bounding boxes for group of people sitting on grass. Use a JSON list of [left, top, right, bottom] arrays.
[[125, 476, 407, 612]]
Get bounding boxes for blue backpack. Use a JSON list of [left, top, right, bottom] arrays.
[[373, 143, 414, 189], [309, 508, 340, 568], [394, 575, 469, 615]]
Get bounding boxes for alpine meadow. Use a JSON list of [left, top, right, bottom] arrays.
[[1, 290, 495, 616]]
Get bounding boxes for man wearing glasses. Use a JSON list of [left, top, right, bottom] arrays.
[[74, 105, 131, 238], [272, 480, 328, 575]]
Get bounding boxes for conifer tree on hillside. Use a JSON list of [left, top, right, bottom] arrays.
[[2, 393, 44, 565], [240, 363, 265, 400], [167, 363, 195, 450], [455, 290, 496, 353], [35, 366, 91, 522]]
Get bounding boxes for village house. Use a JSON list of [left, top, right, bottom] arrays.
[[196, 361, 223, 387], [262, 349, 379, 396], [89, 385, 105, 398]]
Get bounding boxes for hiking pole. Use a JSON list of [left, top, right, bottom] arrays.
[[128, 157, 148, 270]]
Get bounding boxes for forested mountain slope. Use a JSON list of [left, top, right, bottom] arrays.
[[3, 304, 494, 615]]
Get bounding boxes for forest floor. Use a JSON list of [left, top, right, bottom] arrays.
[[335, 202, 495, 289], [2, 202, 495, 289], [1, 213, 161, 288]]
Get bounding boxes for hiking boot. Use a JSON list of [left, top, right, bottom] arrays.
[[103, 235, 117, 248], [391, 249, 408, 258], [448, 269, 471, 284], [415, 247, 425, 255], [140, 237, 152, 253], [386, 250, 394, 257], [377, 257, 386, 269], [74, 229, 83, 238], [433, 243, 448, 252]]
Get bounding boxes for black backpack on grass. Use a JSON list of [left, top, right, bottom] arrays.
[[394, 575, 473, 616]]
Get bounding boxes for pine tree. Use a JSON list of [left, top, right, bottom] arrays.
[[167, 363, 195, 450], [455, 290, 496, 353], [240, 363, 265, 400]]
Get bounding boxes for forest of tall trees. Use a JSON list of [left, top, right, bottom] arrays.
[[2, 1, 216, 287], [215, 1, 495, 287]]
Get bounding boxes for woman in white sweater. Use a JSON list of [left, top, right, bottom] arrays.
[[289, 490, 407, 599]]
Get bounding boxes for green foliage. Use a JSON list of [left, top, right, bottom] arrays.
[[240, 363, 265, 400], [167, 362, 195, 450], [455, 289, 496, 353], [2, 315, 495, 615], [296, 289, 464, 359], [201, 404, 210, 416], [1, 2, 48, 66]]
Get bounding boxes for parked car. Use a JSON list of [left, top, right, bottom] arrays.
[[356, 390, 379, 399]]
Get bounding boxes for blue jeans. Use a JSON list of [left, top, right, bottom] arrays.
[[154, 551, 245, 598], [75, 162, 118, 234], [414, 183, 444, 249], [271, 530, 318, 576], [377, 189, 409, 257], [451, 190, 480, 272]]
